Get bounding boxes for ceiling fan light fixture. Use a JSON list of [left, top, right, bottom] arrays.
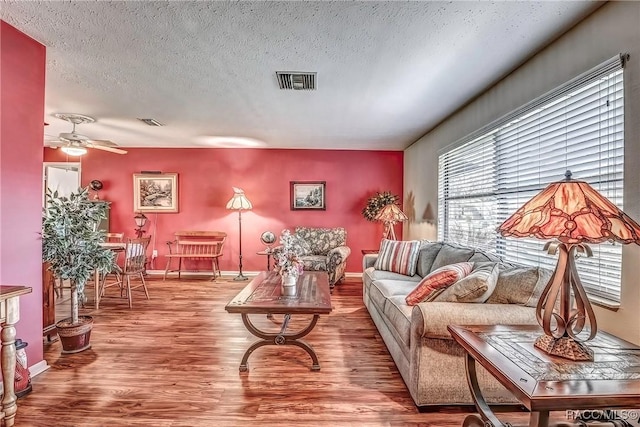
[[61, 146, 87, 156]]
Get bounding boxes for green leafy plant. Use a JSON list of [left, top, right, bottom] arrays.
[[42, 187, 114, 325], [362, 191, 400, 222]]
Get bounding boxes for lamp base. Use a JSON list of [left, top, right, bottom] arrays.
[[534, 334, 594, 361], [233, 274, 249, 281]]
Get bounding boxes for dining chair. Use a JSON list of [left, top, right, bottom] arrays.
[[121, 236, 151, 308], [106, 232, 124, 243], [99, 232, 126, 303]]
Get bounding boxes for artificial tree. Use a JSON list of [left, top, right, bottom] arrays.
[[42, 187, 114, 353]]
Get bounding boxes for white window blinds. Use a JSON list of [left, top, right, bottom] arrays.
[[438, 54, 626, 303]]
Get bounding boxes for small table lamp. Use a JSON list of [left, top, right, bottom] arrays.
[[375, 203, 408, 240], [497, 170, 640, 361], [226, 187, 252, 281]]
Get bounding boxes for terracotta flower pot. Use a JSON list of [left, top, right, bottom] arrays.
[[55, 315, 94, 354]]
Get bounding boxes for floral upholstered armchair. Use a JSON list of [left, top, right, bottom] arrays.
[[273, 226, 351, 287]]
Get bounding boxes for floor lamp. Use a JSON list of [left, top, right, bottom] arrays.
[[226, 187, 252, 281]]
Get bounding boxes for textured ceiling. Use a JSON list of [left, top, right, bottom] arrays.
[[1, 1, 601, 151]]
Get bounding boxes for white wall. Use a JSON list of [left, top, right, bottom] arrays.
[[404, 2, 640, 345]]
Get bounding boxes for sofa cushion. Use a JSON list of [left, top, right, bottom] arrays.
[[415, 242, 443, 277], [486, 265, 553, 306], [430, 243, 476, 271], [431, 262, 499, 303], [368, 279, 418, 314], [295, 226, 346, 255], [291, 235, 312, 256], [383, 295, 413, 352], [300, 255, 327, 271], [468, 249, 502, 264], [364, 266, 422, 284], [375, 239, 421, 276], [405, 262, 474, 306]]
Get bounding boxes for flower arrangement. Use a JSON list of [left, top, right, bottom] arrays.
[[362, 191, 399, 222], [274, 229, 304, 277]]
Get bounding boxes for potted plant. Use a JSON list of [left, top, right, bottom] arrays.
[[42, 187, 114, 354]]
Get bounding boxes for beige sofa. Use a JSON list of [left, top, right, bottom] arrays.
[[362, 241, 551, 408]]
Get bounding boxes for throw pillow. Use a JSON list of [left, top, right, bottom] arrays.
[[375, 239, 421, 276], [486, 266, 553, 305], [431, 262, 499, 303], [405, 262, 474, 306]]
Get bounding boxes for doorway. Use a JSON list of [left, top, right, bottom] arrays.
[[43, 162, 81, 203]]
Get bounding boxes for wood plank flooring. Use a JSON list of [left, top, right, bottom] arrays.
[[20, 275, 564, 426]]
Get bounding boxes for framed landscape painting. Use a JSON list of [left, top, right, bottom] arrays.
[[133, 173, 179, 213], [290, 181, 326, 210]]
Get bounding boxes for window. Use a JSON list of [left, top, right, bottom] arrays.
[[438, 54, 626, 303]]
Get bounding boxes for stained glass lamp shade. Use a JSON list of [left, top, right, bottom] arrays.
[[375, 204, 408, 240], [497, 171, 640, 361]]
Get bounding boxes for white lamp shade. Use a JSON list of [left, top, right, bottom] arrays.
[[226, 187, 252, 210]]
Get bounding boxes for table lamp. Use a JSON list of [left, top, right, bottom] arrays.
[[226, 187, 252, 281], [375, 203, 408, 240], [497, 170, 640, 361]]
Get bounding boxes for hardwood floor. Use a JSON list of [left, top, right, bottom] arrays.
[[21, 275, 560, 426]]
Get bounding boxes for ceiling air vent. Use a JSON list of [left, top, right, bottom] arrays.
[[276, 72, 316, 90], [137, 118, 164, 126]]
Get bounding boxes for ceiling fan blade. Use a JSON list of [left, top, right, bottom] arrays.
[[86, 139, 118, 147], [85, 143, 128, 155], [44, 140, 65, 148]]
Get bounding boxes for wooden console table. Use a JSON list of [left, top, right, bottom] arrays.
[[1, 285, 32, 427], [225, 271, 332, 372], [448, 324, 640, 427]]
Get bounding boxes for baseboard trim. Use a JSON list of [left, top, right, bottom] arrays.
[[147, 270, 363, 279], [29, 360, 50, 378]]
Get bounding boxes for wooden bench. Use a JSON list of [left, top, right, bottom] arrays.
[[164, 231, 226, 280]]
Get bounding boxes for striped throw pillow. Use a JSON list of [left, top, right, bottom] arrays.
[[405, 262, 474, 306], [374, 239, 421, 276]]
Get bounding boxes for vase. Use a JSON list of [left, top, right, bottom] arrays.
[[281, 273, 298, 296]]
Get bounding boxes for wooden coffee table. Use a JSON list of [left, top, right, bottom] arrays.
[[225, 271, 332, 372], [448, 324, 640, 427]]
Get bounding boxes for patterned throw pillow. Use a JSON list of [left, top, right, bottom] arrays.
[[405, 262, 474, 306], [431, 262, 499, 303], [374, 239, 421, 276]]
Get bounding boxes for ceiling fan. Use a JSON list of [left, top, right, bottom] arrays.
[[45, 113, 127, 155]]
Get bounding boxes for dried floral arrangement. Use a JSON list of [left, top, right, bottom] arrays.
[[274, 229, 305, 276], [362, 191, 399, 222]]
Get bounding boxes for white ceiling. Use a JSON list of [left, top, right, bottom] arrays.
[[1, 1, 601, 151]]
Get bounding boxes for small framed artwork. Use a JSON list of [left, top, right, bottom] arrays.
[[133, 173, 179, 213], [290, 181, 326, 210]]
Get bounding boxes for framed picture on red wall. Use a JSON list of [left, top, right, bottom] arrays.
[[133, 173, 179, 213], [290, 181, 326, 210]]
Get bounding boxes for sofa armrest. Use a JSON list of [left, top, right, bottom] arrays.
[[327, 245, 351, 263], [363, 253, 378, 270], [411, 302, 538, 340]]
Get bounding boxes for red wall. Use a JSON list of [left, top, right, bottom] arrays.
[[1, 22, 46, 366], [44, 148, 403, 273]]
